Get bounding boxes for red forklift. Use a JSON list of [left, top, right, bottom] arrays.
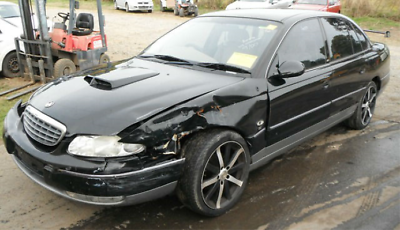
[[6, 0, 109, 99]]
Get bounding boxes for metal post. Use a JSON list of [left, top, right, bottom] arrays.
[[35, 0, 50, 41], [68, 0, 75, 35], [26, 58, 35, 83], [97, 0, 106, 48], [14, 39, 23, 78], [18, 0, 35, 54], [38, 60, 46, 84]]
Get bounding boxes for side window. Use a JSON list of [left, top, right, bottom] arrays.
[[352, 24, 370, 50], [278, 19, 326, 70], [346, 22, 363, 53], [321, 18, 354, 60]]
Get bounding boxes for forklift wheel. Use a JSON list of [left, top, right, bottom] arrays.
[[179, 8, 184, 17], [194, 8, 199, 17], [54, 59, 76, 78], [99, 54, 111, 64], [2, 51, 20, 78]]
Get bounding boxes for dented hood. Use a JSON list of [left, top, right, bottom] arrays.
[[28, 59, 244, 136]]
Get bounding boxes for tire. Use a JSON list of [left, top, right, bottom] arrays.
[[148, 9, 153, 13], [2, 51, 20, 78], [174, 7, 179, 15], [114, 1, 119, 10], [99, 54, 110, 64], [177, 129, 251, 217], [346, 81, 378, 130], [125, 3, 129, 12], [53, 58, 76, 78], [193, 7, 198, 17], [179, 8, 185, 17]]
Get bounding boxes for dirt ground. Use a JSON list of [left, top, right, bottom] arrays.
[[0, 7, 399, 230]]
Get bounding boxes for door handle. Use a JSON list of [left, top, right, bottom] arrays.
[[323, 83, 329, 89], [359, 68, 366, 74]]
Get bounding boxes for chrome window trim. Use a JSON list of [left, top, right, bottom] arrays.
[[23, 106, 67, 146], [265, 15, 372, 79], [57, 158, 185, 179], [270, 87, 366, 130]]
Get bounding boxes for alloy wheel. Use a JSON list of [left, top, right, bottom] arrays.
[[201, 141, 246, 209], [361, 86, 377, 125]]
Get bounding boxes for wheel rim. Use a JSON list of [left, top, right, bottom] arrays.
[[201, 141, 247, 210], [8, 57, 19, 73], [63, 67, 71, 75], [361, 86, 377, 126]]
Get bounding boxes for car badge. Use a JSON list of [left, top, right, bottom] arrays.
[[45, 101, 55, 108]]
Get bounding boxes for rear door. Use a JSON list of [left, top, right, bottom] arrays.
[[266, 18, 332, 145], [320, 17, 369, 115]]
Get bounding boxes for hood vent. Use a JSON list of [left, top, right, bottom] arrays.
[[84, 67, 159, 90]]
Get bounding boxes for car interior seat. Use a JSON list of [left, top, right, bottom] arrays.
[[72, 13, 94, 36]]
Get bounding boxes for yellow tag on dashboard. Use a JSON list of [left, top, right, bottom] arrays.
[[260, 24, 278, 31], [265, 24, 278, 30], [227, 52, 258, 69]]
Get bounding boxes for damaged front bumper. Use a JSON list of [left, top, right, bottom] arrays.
[[3, 102, 185, 206]]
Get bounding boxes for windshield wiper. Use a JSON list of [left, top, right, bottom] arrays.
[[196, 63, 251, 74], [139, 55, 193, 65]]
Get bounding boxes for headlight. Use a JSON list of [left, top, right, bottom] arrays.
[[68, 136, 145, 158]]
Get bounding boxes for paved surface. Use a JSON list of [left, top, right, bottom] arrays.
[[0, 7, 400, 230]]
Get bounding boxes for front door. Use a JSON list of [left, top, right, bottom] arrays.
[[266, 18, 332, 145]]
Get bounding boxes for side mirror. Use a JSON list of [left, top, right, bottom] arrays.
[[276, 60, 305, 78]]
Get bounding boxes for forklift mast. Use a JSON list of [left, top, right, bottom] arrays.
[[14, 0, 107, 83]]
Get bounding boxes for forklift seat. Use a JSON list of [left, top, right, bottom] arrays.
[[72, 13, 94, 36]]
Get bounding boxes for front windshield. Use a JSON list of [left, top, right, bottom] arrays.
[[142, 17, 280, 71], [297, 0, 327, 5], [0, 5, 20, 18]]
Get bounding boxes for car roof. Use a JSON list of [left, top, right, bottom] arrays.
[[201, 9, 343, 23], [0, 1, 17, 6]]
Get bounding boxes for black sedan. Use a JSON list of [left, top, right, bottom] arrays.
[[3, 9, 390, 216]]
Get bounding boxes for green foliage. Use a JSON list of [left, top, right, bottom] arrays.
[[343, 0, 400, 21]]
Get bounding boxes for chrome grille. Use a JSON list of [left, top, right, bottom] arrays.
[[23, 106, 67, 146]]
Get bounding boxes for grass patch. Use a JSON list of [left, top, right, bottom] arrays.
[[0, 82, 30, 143], [351, 16, 400, 30]]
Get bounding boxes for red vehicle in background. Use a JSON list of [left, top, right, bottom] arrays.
[[291, 0, 341, 13]]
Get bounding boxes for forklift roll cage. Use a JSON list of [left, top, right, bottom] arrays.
[[15, 0, 107, 83]]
